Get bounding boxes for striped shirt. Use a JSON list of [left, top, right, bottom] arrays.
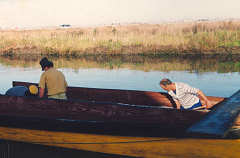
[[168, 82, 200, 109]]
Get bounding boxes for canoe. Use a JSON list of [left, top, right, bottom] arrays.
[[10, 81, 240, 133], [12, 81, 224, 108], [0, 89, 209, 136], [0, 81, 237, 158]]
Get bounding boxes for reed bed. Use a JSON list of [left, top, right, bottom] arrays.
[[0, 20, 240, 55]]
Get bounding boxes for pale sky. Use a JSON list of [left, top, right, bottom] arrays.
[[0, 0, 239, 28]]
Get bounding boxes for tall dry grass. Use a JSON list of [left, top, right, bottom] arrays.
[[0, 20, 240, 55]]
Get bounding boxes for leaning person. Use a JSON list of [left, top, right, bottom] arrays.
[[159, 78, 211, 110], [5, 85, 38, 97], [39, 57, 68, 100]]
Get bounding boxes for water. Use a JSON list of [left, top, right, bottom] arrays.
[[0, 55, 240, 97], [1, 67, 240, 97]]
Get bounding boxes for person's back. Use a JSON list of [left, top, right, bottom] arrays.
[[168, 82, 200, 109], [39, 57, 68, 100], [39, 67, 67, 96], [160, 78, 212, 110], [5, 86, 28, 96]]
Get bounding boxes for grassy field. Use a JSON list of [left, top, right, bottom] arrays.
[[0, 20, 240, 55]]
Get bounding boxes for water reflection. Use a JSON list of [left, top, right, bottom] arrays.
[[0, 54, 240, 97], [1, 54, 240, 72]]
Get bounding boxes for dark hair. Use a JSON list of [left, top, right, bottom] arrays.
[[48, 61, 54, 67], [160, 78, 172, 86], [40, 57, 54, 70]]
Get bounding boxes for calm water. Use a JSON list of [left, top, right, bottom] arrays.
[[0, 54, 240, 97], [1, 67, 240, 97]]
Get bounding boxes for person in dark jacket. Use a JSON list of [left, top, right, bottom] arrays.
[[5, 85, 38, 97]]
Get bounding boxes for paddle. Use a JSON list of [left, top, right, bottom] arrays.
[[187, 90, 240, 138]]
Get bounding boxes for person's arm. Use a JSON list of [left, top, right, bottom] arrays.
[[39, 73, 46, 98], [172, 97, 181, 109], [197, 90, 211, 108], [183, 83, 210, 108], [175, 100, 181, 109], [169, 91, 181, 109], [64, 78, 68, 88], [39, 88, 45, 98]]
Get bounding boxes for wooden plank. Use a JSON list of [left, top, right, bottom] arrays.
[[187, 90, 240, 138], [0, 127, 239, 158]]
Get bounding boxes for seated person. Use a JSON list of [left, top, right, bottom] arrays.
[[159, 78, 212, 110], [5, 85, 38, 97], [39, 57, 68, 100]]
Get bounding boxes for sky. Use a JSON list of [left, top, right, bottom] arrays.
[[0, 0, 239, 28]]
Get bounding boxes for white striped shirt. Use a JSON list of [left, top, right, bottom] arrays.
[[168, 82, 200, 109]]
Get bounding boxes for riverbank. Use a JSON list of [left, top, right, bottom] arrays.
[[0, 20, 240, 55]]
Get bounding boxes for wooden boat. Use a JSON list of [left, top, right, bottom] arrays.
[[0, 81, 238, 158], [12, 81, 224, 108], [9, 81, 240, 134], [0, 86, 210, 136]]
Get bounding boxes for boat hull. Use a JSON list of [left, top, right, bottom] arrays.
[[0, 126, 239, 158], [0, 94, 207, 135], [0, 81, 238, 157], [12, 81, 224, 108]]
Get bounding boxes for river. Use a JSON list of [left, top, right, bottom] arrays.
[[0, 54, 240, 97]]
